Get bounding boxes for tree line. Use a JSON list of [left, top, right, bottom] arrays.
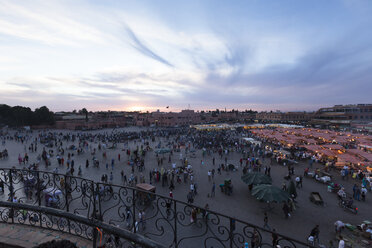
[[0, 104, 55, 127]]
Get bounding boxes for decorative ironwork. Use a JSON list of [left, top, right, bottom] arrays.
[[0, 168, 314, 248]]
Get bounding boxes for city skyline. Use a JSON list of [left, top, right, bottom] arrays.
[[2, 102, 372, 114], [1, 0, 372, 112]]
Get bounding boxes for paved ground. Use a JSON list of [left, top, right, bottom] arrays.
[[0, 222, 91, 248], [0, 127, 371, 247]]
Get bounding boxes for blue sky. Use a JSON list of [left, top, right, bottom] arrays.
[[0, 0, 371, 112]]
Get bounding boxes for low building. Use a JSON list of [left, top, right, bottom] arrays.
[[312, 104, 372, 128], [54, 112, 134, 130], [149, 110, 201, 127], [256, 111, 311, 123]]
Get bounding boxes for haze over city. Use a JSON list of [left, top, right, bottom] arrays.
[[1, 0, 372, 112]]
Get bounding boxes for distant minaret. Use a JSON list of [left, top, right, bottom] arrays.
[[188, 104, 190, 110]]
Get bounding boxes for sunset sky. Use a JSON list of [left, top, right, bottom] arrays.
[[1, 0, 372, 112]]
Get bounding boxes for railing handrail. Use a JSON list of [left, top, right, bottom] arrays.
[[1, 167, 314, 248], [0, 201, 165, 248]]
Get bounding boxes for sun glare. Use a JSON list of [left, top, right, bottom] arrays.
[[127, 106, 146, 112]]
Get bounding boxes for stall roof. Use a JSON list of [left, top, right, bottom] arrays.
[[318, 149, 338, 157], [251, 127, 372, 150], [322, 144, 344, 150], [337, 153, 361, 164], [346, 149, 372, 162]]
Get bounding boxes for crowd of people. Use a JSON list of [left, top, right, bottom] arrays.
[[0, 126, 371, 247]]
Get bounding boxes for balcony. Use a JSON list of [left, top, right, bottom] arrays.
[[0, 168, 313, 248]]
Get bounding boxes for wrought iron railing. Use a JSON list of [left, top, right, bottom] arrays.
[[0, 168, 314, 248], [0, 201, 164, 248]]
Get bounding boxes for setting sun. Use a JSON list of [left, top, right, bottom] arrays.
[[127, 106, 147, 112]]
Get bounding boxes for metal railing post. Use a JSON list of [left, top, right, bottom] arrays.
[[229, 218, 234, 248], [37, 171, 42, 227], [132, 189, 136, 234], [9, 169, 14, 224], [91, 181, 96, 218], [174, 200, 178, 248], [64, 174, 71, 233], [93, 226, 97, 248], [97, 183, 102, 219], [92, 181, 97, 248]]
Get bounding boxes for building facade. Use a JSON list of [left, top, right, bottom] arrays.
[[312, 104, 372, 127], [255, 111, 311, 123]]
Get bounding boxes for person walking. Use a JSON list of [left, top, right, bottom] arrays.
[[295, 176, 301, 188], [123, 174, 127, 185], [110, 172, 113, 184], [310, 225, 320, 245], [191, 208, 197, 223], [211, 182, 216, 197], [355, 186, 361, 201], [282, 182, 287, 191], [202, 203, 209, 220], [353, 184, 357, 199], [0, 180, 4, 192], [169, 180, 175, 191], [361, 187, 367, 201], [166, 199, 172, 218], [141, 210, 146, 230], [190, 183, 194, 195], [138, 211, 146, 230], [126, 207, 132, 228], [282, 202, 290, 219], [272, 229, 278, 247], [263, 212, 270, 230], [187, 191, 194, 204], [78, 166, 82, 176], [338, 235, 345, 248]]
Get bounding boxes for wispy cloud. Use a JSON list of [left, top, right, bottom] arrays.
[[125, 26, 174, 67], [0, 1, 109, 46]]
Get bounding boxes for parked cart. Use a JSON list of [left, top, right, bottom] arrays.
[[136, 183, 156, 206], [309, 192, 324, 206]]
